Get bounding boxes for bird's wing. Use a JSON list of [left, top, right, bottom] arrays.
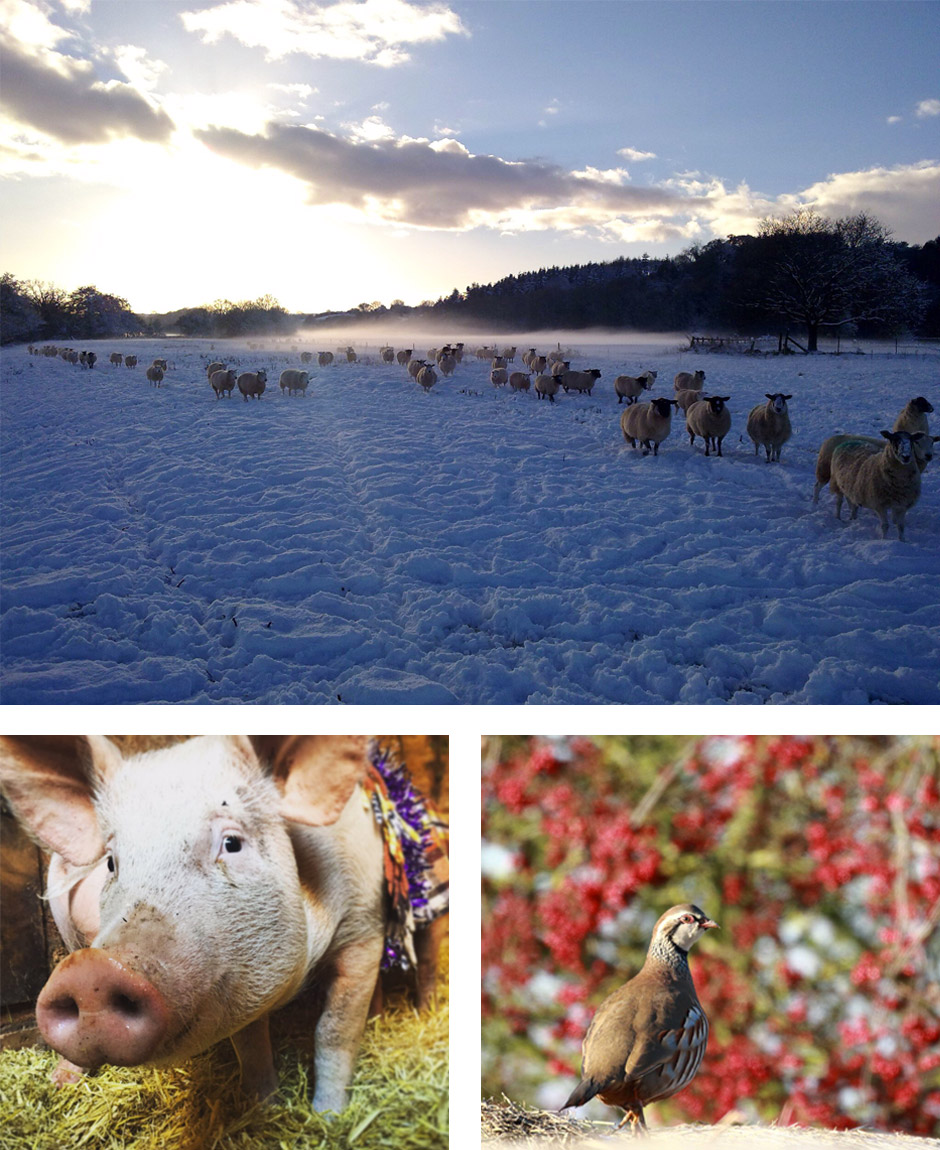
[[582, 982, 706, 1088]]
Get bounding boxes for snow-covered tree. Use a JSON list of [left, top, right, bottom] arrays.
[[754, 209, 925, 351]]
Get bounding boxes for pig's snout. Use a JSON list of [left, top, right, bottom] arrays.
[[37, 949, 169, 1070]]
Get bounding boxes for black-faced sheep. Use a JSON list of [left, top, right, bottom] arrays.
[[674, 369, 705, 392], [614, 370, 656, 405], [534, 373, 561, 402], [620, 397, 677, 455], [686, 395, 732, 457], [146, 365, 164, 387], [893, 396, 933, 437], [560, 369, 602, 395]]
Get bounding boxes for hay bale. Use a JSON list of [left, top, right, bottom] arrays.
[[479, 1099, 932, 1150]]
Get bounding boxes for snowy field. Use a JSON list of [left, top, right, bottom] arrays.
[[1, 333, 938, 705]]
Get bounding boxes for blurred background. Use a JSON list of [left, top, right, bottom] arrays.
[[481, 735, 940, 1135]]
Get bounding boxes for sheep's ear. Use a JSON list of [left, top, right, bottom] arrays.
[[765, 393, 774, 400], [784, 394, 792, 400], [912, 432, 926, 442], [880, 430, 895, 441]]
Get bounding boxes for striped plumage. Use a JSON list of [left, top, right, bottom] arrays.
[[561, 904, 718, 1133]]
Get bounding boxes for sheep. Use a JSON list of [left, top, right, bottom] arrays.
[[674, 369, 705, 392], [550, 360, 571, 377], [490, 368, 509, 387], [534, 373, 561, 402], [675, 387, 707, 413], [522, 348, 538, 369], [206, 361, 225, 378], [416, 364, 438, 392], [614, 369, 656, 405], [501, 346, 517, 362], [438, 353, 457, 376], [300, 351, 314, 364], [380, 346, 395, 364], [746, 393, 793, 462], [509, 371, 531, 391], [829, 430, 925, 540], [620, 397, 677, 456], [279, 368, 310, 396], [343, 347, 358, 363], [560, 368, 602, 395], [408, 358, 427, 380], [237, 369, 267, 401], [318, 351, 334, 367], [686, 395, 732, 457], [490, 356, 507, 371], [396, 349, 413, 367], [210, 368, 237, 398], [82, 351, 98, 369], [152, 358, 168, 371], [110, 352, 123, 367], [122, 354, 136, 368], [146, 365, 164, 387], [813, 431, 937, 502], [531, 354, 548, 376], [892, 396, 933, 437]]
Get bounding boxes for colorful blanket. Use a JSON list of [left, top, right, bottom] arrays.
[[362, 743, 449, 971]]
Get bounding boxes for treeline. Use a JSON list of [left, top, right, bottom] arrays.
[[423, 218, 940, 344], [4, 211, 939, 348], [1, 275, 144, 345]]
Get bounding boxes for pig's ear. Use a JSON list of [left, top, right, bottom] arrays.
[[0, 735, 117, 865], [249, 736, 369, 826]]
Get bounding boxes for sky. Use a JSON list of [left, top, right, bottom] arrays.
[[1, 0, 939, 316]]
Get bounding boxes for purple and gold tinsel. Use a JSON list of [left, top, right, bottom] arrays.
[[362, 741, 449, 971]]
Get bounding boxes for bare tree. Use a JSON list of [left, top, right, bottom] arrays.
[[754, 208, 925, 351]]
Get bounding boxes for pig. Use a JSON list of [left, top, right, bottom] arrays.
[[0, 734, 446, 1112]]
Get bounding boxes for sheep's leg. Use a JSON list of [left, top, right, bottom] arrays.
[[895, 508, 906, 541]]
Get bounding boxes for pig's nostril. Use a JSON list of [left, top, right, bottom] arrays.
[[111, 993, 143, 1019], [49, 995, 81, 1021]]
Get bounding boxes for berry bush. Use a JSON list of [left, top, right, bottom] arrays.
[[481, 735, 940, 1134]]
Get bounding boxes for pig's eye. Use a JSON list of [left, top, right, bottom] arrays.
[[222, 835, 242, 854], [107, 855, 116, 873]]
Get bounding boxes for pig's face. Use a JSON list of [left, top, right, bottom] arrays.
[[82, 738, 311, 1066]]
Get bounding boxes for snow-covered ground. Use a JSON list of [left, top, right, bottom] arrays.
[[1, 334, 938, 704]]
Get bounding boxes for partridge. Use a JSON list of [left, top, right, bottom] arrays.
[[560, 903, 718, 1133]]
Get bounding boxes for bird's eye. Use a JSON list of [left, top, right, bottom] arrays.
[[681, 914, 695, 924], [222, 834, 242, 854]]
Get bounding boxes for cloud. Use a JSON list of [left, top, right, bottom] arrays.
[[180, 0, 467, 66], [915, 98, 940, 118], [796, 162, 940, 241], [0, 37, 174, 145], [618, 147, 657, 162], [194, 120, 689, 231], [667, 162, 940, 245]]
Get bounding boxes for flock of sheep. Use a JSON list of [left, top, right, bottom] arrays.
[[25, 339, 937, 541]]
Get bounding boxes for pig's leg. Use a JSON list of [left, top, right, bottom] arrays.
[[51, 1057, 87, 1087], [229, 1014, 278, 1101], [312, 936, 383, 1113]]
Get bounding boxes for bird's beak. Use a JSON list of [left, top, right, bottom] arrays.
[[702, 919, 720, 930]]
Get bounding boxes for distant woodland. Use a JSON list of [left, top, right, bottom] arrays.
[[4, 211, 939, 348]]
